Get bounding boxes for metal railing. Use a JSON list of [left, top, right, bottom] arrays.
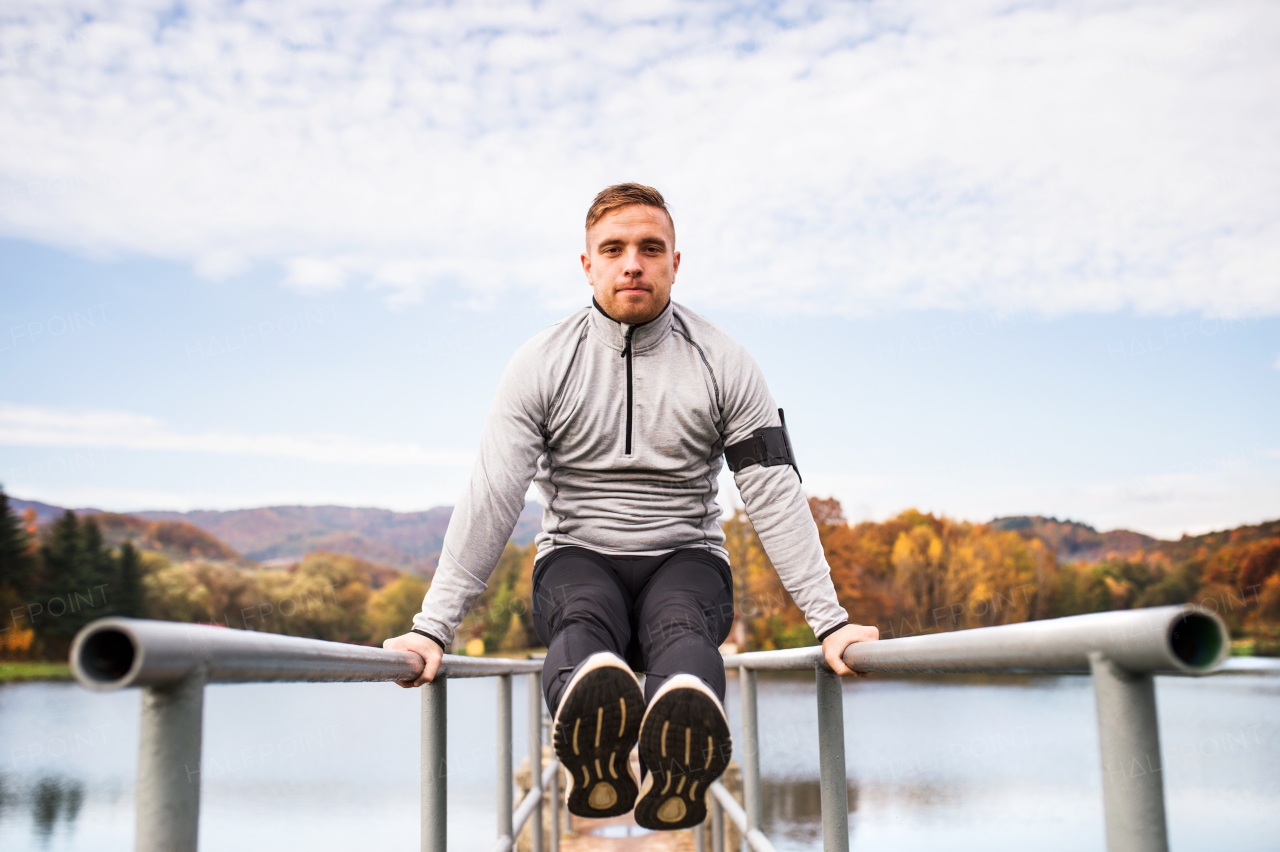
[[705, 604, 1229, 852], [71, 604, 1229, 852], [69, 618, 551, 852]]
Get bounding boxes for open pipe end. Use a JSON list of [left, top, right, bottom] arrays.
[[71, 623, 139, 690], [1169, 611, 1228, 671]]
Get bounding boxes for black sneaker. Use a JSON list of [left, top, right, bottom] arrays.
[[552, 652, 644, 818], [633, 674, 732, 830]]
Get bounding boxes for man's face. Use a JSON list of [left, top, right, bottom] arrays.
[[581, 204, 680, 324]]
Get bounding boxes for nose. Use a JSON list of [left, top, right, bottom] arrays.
[[622, 249, 643, 278]]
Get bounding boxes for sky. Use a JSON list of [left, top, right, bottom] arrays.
[[1, 0, 1278, 539]]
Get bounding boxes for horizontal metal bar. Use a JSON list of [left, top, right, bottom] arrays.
[[721, 606, 1227, 676], [443, 656, 545, 678], [69, 618, 543, 690], [512, 761, 561, 837], [71, 618, 422, 689], [719, 646, 823, 671], [709, 782, 777, 852]]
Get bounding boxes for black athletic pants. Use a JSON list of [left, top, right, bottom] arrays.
[[531, 546, 735, 714]]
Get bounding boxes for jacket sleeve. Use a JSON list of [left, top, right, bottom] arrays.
[[412, 341, 547, 646], [720, 348, 849, 640]]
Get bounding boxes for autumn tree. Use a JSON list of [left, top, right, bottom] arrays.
[[463, 542, 537, 652], [809, 497, 895, 630], [368, 573, 429, 645], [259, 552, 372, 643]]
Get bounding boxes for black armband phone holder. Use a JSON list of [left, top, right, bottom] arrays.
[[724, 408, 801, 482]]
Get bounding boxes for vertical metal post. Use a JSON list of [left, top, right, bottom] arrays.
[[497, 673, 513, 844], [739, 666, 762, 837], [710, 797, 724, 852], [528, 672, 544, 852], [1089, 653, 1169, 852], [422, 674, 447, 852], [815, 666, 850, 852], [136, 675, 204, 852], [694, 817, 706, 852]]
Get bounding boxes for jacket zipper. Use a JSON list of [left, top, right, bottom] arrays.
[[621, 325, 636, 455]]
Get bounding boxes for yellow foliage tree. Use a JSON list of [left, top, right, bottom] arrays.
[[367, 573, 429, 646]]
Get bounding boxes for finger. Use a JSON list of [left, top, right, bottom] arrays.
[[826, 650, 853, 677]]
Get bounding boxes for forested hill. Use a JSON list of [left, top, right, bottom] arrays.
[[91, 513, 245, 564], [7, 498, 243, 564], [989, 516, 1159, 563], [9, 497, 542, 575], [9, 496, 102, 525], [992, 515, 1280, 565], [134, 502, 543, 573]]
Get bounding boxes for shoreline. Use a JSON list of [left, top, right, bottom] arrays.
[[0, 662, 73, 683]]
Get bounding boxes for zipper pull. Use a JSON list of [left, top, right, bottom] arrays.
[[621, 325, 636, 358]]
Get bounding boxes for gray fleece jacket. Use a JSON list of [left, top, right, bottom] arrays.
[[413, 299, 848, 645]]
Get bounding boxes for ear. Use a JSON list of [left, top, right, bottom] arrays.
[[672, 250, 681, 275], [581, 252, 591, 282]]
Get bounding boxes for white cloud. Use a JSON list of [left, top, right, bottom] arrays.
[[0, 403, 473, 467], [284, 257, 347, 293], [0, 1, 1277, 317]]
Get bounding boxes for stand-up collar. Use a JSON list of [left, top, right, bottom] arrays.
[[588, 297, 675, 354]]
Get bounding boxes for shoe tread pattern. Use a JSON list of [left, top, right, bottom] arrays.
[[634, 687, 732, 831], [552, 666, 643, 819]]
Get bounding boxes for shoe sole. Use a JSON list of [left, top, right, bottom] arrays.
[[634, 679, 732, 830], [552, 659, 644, 819]]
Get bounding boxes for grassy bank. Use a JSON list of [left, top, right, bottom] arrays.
[[0, 662, 73, 682]]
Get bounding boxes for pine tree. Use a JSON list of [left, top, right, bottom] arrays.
[[36, 511, 114, 648], [114, 540, 147, 619], [0, 488, 36, 597], [80, 518, 117, 606]]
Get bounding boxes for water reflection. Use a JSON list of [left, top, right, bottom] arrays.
[[0, 775, 87, 842], [33, 777, 85, 838], [0, 672, 1275, 851], [760, 778, 859, 844]]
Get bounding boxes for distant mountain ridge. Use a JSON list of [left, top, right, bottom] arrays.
[[92, 512, 247, 565], [9, 496, 542, 574], [8, 498, 247, 565], [9, 496, 103, 525], [989, 516, 1159, 563], [990, 514, 1280, 565], [18, 494, 1272, 575], [134, 502, 544, 574]]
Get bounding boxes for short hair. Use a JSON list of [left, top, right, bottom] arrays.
[[585, 183, 674, 237]]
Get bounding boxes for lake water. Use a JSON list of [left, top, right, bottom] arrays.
[[1, 665, 1276, 851]]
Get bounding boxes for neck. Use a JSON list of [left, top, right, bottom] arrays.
[[592, 297, 668, 325]]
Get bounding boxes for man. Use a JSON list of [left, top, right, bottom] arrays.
[[385, 183, 877, 830]]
